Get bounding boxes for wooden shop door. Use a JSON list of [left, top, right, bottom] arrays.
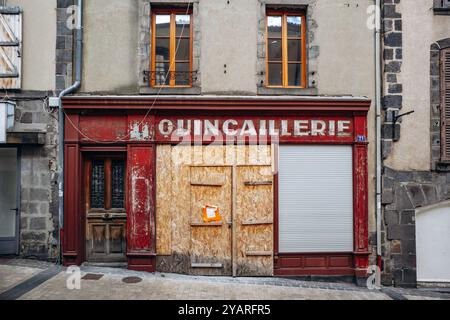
[[84, 156, 127, 262], [189, 166, 232, 275]]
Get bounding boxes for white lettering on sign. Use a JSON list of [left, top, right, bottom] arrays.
[[157, 119, 353, 139]]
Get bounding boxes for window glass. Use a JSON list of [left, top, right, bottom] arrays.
[[154, 62, 171, 85], [152, 11, 192, 87], [288, 63, 302, 86], [268, 39, 282, 61], [175, 62, 190, 85], [175, 38, 190, 61], [90, 160, 105, 209], [111, 160, 125, 209], [155, 38, 170, 61], [268, 63, 282, 86], [266, 13, 305, 88], [155, 15, 170, 37], [267, 16, 282, 38], [287, 39, 301, 62], [287, 16, 302, 38], [176, 15, 190, 37]]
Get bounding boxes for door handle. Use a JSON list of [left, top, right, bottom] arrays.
[[102, 213, 112, 220], [10, 208, 19, 214]]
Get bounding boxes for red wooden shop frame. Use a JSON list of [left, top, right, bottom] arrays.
[[61, 97, 370, 277]]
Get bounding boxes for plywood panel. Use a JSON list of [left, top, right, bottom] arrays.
[[155, 145, 273, 276], [236, 165, 274, 276], [156, 145, 172, 255], [190, 166, 232, 275]]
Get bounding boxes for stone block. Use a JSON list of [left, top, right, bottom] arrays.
[[405, 185, 425, 207], [29, 217, 47, 231], [387, 225, 416, 241]]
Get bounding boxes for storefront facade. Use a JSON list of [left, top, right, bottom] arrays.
[[61, 96, 370, 279]]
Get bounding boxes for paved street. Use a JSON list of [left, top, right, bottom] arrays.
[[0, 259, 449, 300]]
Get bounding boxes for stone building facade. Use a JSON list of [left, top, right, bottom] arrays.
[[0, 0, 58, 260], [2, 0, 449, 287], [381, 0, 450, 287]]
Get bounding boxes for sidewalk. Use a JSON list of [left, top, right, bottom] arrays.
[[0, 258, 449, 300]]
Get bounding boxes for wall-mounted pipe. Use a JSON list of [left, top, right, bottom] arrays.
[[375, 0, 382, 268], [57, 0, 83, 263]]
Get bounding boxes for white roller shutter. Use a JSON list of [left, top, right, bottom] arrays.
[[278, 145, 354, 253]]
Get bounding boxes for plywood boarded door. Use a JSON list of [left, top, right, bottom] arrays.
[[236, 166, 274, 276], [189, 166, 232, 275]]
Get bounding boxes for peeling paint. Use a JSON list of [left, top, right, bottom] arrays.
[[129, 121, 151, 141]]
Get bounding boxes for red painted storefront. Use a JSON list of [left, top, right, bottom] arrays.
[[62, 97, 371, 277]]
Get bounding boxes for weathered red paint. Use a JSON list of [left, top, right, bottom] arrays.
[[62, 97, 370, 277], [126, 145, 156, 272]]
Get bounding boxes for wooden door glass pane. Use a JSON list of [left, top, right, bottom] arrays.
[[90, 160, 105, 208], [155, 15, 170, 37], [288, 39, 301, 62], [268, 63, 282, 86], [268, 38, 282, 61], [267, 16, 282, 38], [287, 16, 302, 38], [111, 160, 125, 209], [288, 63, 302, 86], [176, 15, 190, 37]]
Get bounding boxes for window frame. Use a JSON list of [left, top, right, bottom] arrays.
[[265, 10, 307, 89], [151, 8, 193, 88]]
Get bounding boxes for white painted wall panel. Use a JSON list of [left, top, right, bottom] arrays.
[[416, 204, 450, 283], [278, 145, 353, 253]]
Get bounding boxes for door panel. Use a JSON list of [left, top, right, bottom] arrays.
[[235, 166, 273, 276], [0, 148, 18, 254], [85, 156, 127, 262], [189, 166, 232, 275]]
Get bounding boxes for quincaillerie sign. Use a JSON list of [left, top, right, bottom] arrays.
[[155, 116, 355, 143]]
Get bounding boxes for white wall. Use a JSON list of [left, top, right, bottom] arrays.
[[7, 0, 56, 91], [416, 201, 450, 282]]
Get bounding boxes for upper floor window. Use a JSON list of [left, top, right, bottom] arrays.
[[151, 9, 192, 88], [434, 0, 450, 15], [266, 11, 306, 88]]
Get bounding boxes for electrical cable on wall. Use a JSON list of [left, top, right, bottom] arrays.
[[63, 2, 193, 145]]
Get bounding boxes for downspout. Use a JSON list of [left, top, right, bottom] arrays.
[[375, 0, 383, 268], [57, 0, 83, 264]]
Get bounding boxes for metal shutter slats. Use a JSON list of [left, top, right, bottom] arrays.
[[278, 145, 354, 253], [442, 49, 450, 160]]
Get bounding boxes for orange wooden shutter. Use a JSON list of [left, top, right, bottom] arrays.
[[441, 48, 450, 160]]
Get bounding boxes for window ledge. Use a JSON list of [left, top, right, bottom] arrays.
[[257, 87, 318, 96], [434, 8, 450, 15], [139, 86, 201, 95]]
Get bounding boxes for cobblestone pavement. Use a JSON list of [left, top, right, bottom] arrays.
[[1, 259, 449, 300]]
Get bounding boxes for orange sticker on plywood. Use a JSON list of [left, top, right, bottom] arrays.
[[202, 205, 222, 223]]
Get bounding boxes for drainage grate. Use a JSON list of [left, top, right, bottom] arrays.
[[122, 276, 142, 284], [82, 273, 104, 281]]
